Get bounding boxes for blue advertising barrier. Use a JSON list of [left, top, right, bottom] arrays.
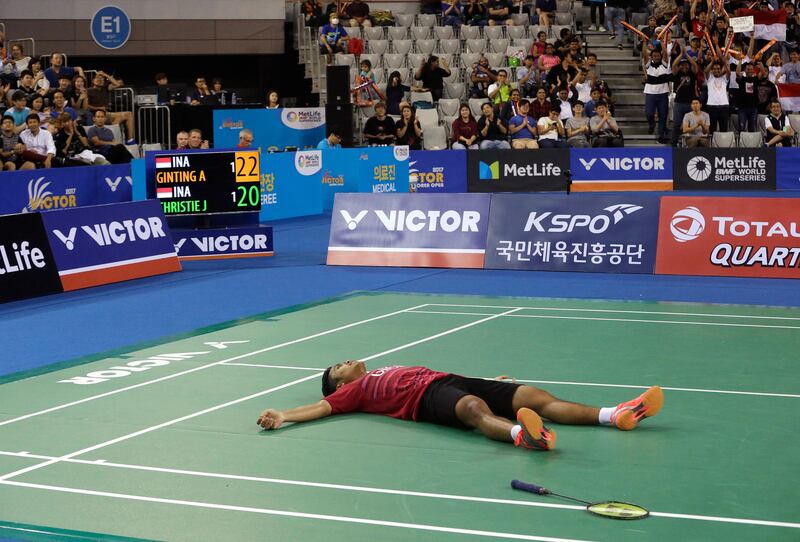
[[570, 147, 673, 191], [485, 194, 661, 273], [173, 226, 274, 260], [777, 148, 800, 190], [328, 193, 491, 268], [0, 164, 132, 215], [213, 108, 325, 151], [259, 152, 324, 221], [409, 149, 467, 193], [40, 200, 181, 291]]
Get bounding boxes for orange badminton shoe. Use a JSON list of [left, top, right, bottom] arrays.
[[611, 386, 664, 431], [515, 408, 557, 451]]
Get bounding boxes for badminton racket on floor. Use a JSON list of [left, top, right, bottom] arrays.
[[511, 480, 649, 520]]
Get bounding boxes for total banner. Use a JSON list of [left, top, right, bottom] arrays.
[[655, 196, 800, 279], [570, 147, 673, 191], [259, 151, 324, 221], [673, 148, 776, 191], [485, 194, 660, 273], [213, 108, 325, 151], [328, 193, 491, 268], [0, 213, 63, 303], [40, 200, 181, 291], [467, 149, 569, 193], [409, 149, 467, 193], [776, 148, 800, 190], [173, 226, 274, 260], [0, 164, 133, 215]]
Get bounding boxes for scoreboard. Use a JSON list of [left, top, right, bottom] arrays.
[[152, 151, 261, 216]]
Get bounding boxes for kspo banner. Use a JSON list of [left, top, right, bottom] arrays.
[[485, 194, 660, 273], [655, 196, 800, 279], [40, 200, 181, 291], [673, 149, 776, 191], [328, 193, 491, 268], [409, 149, 467, 193], [0, 213, 63, 303], [570, 148, 673, 191], [467, 149, 569, 192], [173, 226, 273, 260]]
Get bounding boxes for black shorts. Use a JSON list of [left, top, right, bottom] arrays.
[[417, 375, 522, 430]]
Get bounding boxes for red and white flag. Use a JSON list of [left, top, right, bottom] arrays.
[[156, 187, 173, 199], [736, 8, 787, 41], [778, 83, 800, 112], [155, 156, 172, 169]]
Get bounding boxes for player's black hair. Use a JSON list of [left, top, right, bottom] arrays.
[[321, 366, 337, 397]]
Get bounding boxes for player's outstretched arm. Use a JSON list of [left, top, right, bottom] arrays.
[[257, 400, 333, 430]]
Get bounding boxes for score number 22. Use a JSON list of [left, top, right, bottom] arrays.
[[230, 151, 259, 182]]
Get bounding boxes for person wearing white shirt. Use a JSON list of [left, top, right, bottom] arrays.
[[19, 114, 56, 168], [641, 45, 671, 143], [704, 58, 731, 133], [536, 109, 567, 148]]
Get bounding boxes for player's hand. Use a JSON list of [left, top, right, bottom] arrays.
[[493, 375, 517, 383], [257, 409, 285, 430]]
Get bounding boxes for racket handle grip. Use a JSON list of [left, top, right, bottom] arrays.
[[511, 480, 551, 495]]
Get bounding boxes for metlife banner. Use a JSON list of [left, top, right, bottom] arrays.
[[570, 148, 673, 191], [467, 149, 569, 193], [673, 149, 776, 191], [173, 226, 274, 260], [655, 196, 800, 279], [409, 149, 467, 193], [40, 201, 181, 291], [485, 194, 660, 273], [213, 108, 325, 151], [328, 193, 491, 268], [0, 213, 63, 303]]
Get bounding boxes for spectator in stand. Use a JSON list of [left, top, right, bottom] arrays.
[[530, 31, 548, 62], [43, 53, 84, 89], [319, 13, 348, 65], [642, 45, 672, 143], [420, 0, 441, 15], [50, 75, 75, 105], [488, 69, 512, 108], [442, 1, 464, 27], [188, 129, 210, 149], [451, 103, 480, 149], [639, 16, 659, 51], [537, 108, 567, 148], [589, 101, 622, 146], [29, 59, 50, 97], [176, 131, 190, 150], [5, 91, 30, 133], [49, 90, 77, 122], [500, 88, 523, 122], [317, 125, 343, 149], [652, 0, 678, 25], [19, 113, 56, 168], [605, 0, 627, 51], [71, 75, 89, 124], [573, 68, 593, 104], [756, 63, 778, 115], [363, 102, 396, 145], [87, 72, 135, 143], [785, 1, 800, 51], [567, 38, 585, 64], [477, 101, 510, 148], [86, 110, 133, 163], [266, 90, 281, 109], [689, 1, 709, 40], [190, 76, 212, 104], [509, 99, 539, 149], [53, 112, 109, 166], [6, 43, 31, 75], [386, 71, 410, 115], [764, 100, 794, 147], [681, 98, 710, 147], [552, 86, 576, 120], [0, 63, 17, 100], [6, 70, 36, 105], [767, 53, 784, 84], [469, 56, 498, 99], [487, 0, 513, 26], [396, 104, 423, 149], [530, 87, 552, 120], [546, 53, 579, 94], [586, 0, 607, 32], [28, 96, 50, 128], [533, 0, 555, 26], [711, 12, 730, 49], [516, 55, 538, 98], [584, 52, 601, 80], [301, 0, 325, 27], [344, 0, 372, 28], [354, 59, 379, 106], [0, 115, 35, 170], [465, 0, 488, 26], [671, 56, 699, 146], [735, 61, 761, 133], [237, 128, 254, 148], [565, 101, 591, 147], [704, 58, 731, 133], [584, 87, 602, 118], [775, 49, 800, 84], [538, 43, 561, 80], [415, 55, 451, 102]]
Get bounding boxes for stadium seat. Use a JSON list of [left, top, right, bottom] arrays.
[[529, 25, 548, 39], [416, 108, 440, 129], [434, 26, 454, 40], [388, 26, 408, 40], [550, 25, 571, 38], [395, 68, 411, 85], [485, 53, 505, 69], [442, 117, 456, 140], [711, 131, 736, 148], [466, 38, 487, 53], [556, 0, 571, 12], [484, 26, 504, 40], [408, 53, 427, 69], [364, 26, 385, 41], [412, 26, 432, 40], [416, 39, 437, 55], [125, 144, 141, 158], [445, 82, 466, 99], [490, 38, 510, 53], [439, 38, 461, 54], [510, 13, 529, 26], [348, 27, 362, 40], [788, 114, 800, 136], [393, 39, 413, 54], [335, 54, 356, 67], [411, 90, 434, 105], [555, 12, 573, 26], [630, 12, 649, 27], [469, 98, 487, 118], [384, 54, 407, 69], [417, 14, 437, 27], [395, 13, 416, 27], [360, 53, 383, 68], [461, 52, 482, 68], [107, 123, 124, 143], [423, 125, 448, 149], [738, 131, 763, 148], [369, 39, 389, 55], [460, 26, 481, 40], [372, 69, 386, 84], [438, 98, 460, 117], [141, 143, 163, 152], [513, 38, 534, 51], [507, 26, 527, 40]]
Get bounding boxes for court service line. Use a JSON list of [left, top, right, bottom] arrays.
[[406, 310, 800, 330], [0, 481, 589, 542], [425, 303, 800, 321], [221, 364, 800, 399], [0, 303, 433, 428], [0, 309, 521, 484], [0, 455, 797, 530]]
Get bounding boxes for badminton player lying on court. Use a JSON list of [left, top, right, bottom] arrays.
[[256, 362, 663, 450]]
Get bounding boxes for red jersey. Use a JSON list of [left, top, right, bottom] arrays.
[[324, 366, 449, 421]]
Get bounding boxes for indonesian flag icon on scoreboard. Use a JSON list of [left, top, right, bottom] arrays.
[[155, 157, 172, 169], [156, 187, 173, 199]]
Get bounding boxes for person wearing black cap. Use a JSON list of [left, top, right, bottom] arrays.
[[671, 53, 699, 146]]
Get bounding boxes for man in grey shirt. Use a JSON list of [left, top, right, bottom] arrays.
[[589, 101, 622, 147], [565, 101, 590, 147], [681, 98, 710, 148], [776, 49, 800, 84]]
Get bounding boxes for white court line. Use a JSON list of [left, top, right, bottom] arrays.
[[0, 480, 589, 542], [425, 303, 800, 321], [0, 303, 432, 428], [221, 363, 799, 399], [0, 309, 521, 484], [0, 452, 797, 530], [406, 310, 800, 330]]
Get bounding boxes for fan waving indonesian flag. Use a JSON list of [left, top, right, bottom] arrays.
[[778, 83, 800, 113], [736, 8, 786, 41]]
